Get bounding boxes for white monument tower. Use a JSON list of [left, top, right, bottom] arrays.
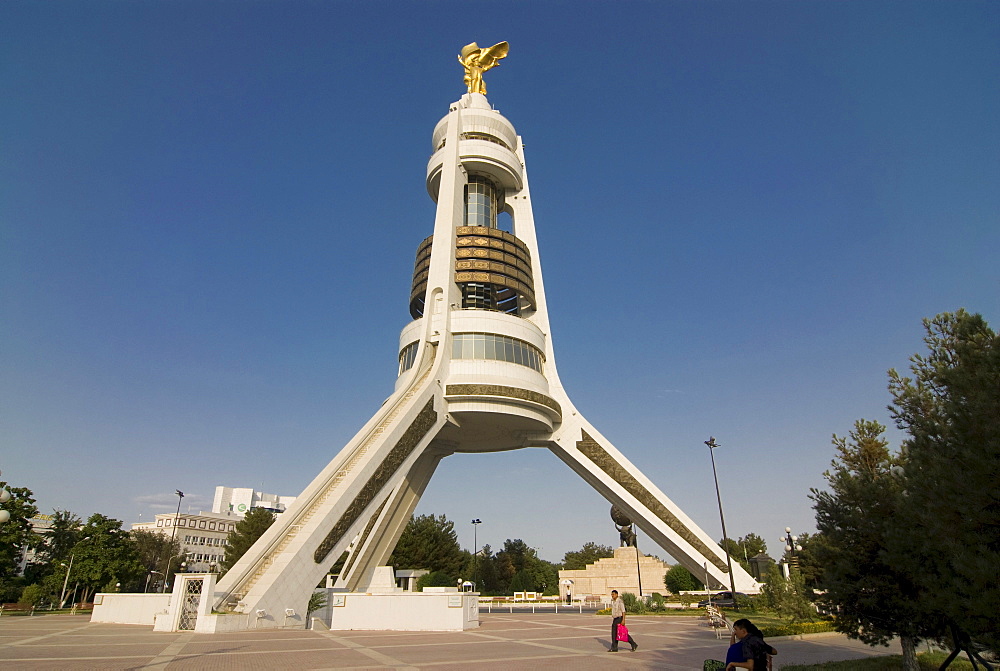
[[209, 42, 759, 628]]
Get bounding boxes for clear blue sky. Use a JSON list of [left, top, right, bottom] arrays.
[[3, 1, 997, 565]]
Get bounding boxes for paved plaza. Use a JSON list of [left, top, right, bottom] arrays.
[[0, 611, 902, 670]]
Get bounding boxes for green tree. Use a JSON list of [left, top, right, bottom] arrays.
[[388, 514, 467, 578], [888, 309, 1000, 661], [790, 532, 826, 593], [43, 510, 83, 563], [221, 507, 275, 575], [759, 564, 814, 622], [561, 542, 614, 570], [466, 543, 500, 594], [0, 482, 40, 579], [0, 577, 24, 602], [810, 419, 933, 671], [664, 564, 703, 594], [720, 533, 768, 573], [494, 539, 548, 593], [130, 529, 180, 590], [18, 583, 47, 607], [507, 569, 533, 593], [64, 514, 145, 603]]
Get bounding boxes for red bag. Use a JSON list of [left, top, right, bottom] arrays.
[[616, 623, 630, 642]]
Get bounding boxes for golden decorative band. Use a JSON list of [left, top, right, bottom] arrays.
[[409, 228, 536, 318], [575, 430, 730, 573], [445, 384, 561, 418], [314, 399, 438, 564]]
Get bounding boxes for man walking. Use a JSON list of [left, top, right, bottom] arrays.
[[608, 589, 638, 652]]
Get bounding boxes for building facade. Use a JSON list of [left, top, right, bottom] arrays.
[[130, 485, 295, 572]]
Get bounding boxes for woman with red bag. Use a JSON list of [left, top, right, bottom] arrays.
[[608, 590, 638, 652]]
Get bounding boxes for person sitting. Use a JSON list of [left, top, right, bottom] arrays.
[[703, 617, 777, 671]]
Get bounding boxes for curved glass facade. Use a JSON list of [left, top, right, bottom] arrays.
[[451, 332, 544, 373], [398, 341, 419, 375], [464, 175, 501, 228]]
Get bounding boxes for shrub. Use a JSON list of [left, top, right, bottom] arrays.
[[620, 591, 647, 614], [664, 565, 703, 593], [416, 571, 454, 591], [649, 592, 666, 611], [18, 584, 44, 607], [758, 620, 835, 637]]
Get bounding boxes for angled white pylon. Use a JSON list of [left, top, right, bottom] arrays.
[[210, 89, 760, 630]]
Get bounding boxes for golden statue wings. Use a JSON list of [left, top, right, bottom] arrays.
[[458, 41, 509, 95]]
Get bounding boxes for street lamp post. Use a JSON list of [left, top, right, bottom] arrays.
[[162, 490, 184, 592], [167, 490, 184, 548], [780, 527, 803, 577], [471, 519, 482, 589], [59, 554, 75, 608], [633, 530, 643, 597], [705, 437, 739, 608], [0, 474, 12, 524], [163, 551, 193, 589]]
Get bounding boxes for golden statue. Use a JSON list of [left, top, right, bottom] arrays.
[[458, 41, 509, 95]]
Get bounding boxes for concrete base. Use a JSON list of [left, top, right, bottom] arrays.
[[558, 546, 669, 601], [324, 591, 480, 631]]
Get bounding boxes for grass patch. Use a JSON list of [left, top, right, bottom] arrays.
[[781, 650, 976, 670]]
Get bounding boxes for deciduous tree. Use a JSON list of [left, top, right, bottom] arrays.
[[561, 542, 614, 570], [720, 533, 768, 572], [66, 514, 145, 602], [663, 564, 703, 594], [130, 529, 180, 589]]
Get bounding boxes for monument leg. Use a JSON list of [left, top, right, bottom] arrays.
[[547, 413, 758, 592]]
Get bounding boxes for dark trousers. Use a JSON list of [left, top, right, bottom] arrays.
[[611, 616, 636, 650]]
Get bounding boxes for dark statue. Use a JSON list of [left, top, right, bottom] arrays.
[[611, 505, 637, 547]]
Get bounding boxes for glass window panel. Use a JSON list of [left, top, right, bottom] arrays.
[[504, 338, 515, 362], [462, 335, 474, 358], [474, 333, 486, 359], [513, 342, 523, 365], [485, 335, 496, 359], [453, 337, 464, 359]]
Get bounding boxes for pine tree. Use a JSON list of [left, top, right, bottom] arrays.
[[810, 419, 932, 671], [388, 514, 466, 578], [220, 507, 275, 575], [888, 309, 1000, 660]]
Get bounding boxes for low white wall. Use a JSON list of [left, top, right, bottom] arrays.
[[328, 592, 479, 631], [91, 593, 171, 625], [195, 612, 256, 633]]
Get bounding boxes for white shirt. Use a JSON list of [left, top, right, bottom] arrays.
[[611, 598, 626, 618]]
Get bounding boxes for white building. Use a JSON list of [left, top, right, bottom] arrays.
[[130, 486, 295, 572], [212, 486, 295, 515]]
